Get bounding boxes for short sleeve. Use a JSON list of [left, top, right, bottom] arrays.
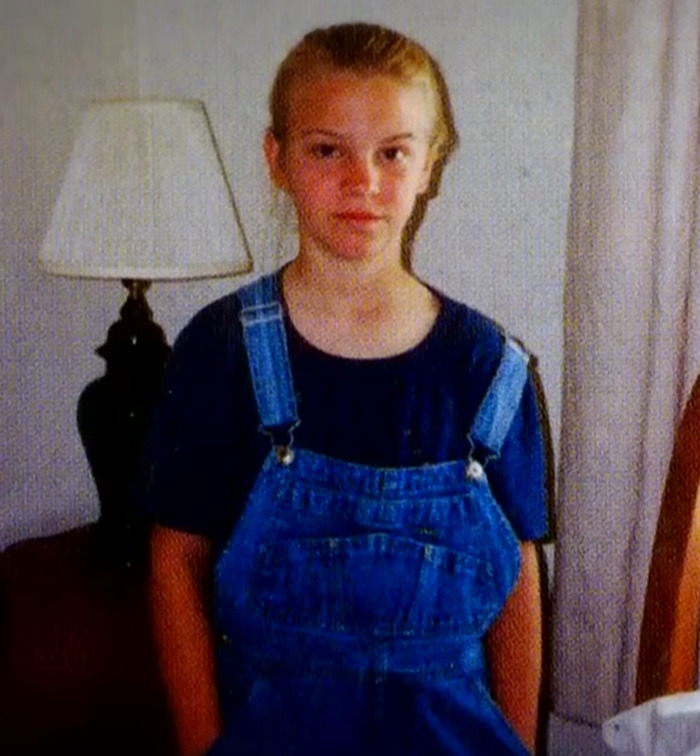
[[486, 368, 548, 542], [134, 294, 264, 543]]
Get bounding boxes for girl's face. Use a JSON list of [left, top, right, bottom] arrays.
[[265, 71, 436, 267]]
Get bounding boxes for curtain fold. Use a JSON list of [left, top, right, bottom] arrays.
[[552, 0, 700, 726]]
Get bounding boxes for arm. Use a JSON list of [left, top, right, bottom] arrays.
[[485, 540, 542, 754], [150, 524, 223, 756]]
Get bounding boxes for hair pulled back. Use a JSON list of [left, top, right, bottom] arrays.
[[269, 23, 458, 165]]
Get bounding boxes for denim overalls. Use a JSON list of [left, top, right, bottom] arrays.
[[209, 275, 532, 756]]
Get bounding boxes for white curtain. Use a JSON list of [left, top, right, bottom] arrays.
[[552, 0, 700, 730]]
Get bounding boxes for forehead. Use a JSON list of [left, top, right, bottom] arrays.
[[285, 70, 434, 138]]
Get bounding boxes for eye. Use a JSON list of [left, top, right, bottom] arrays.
[[310, 143, 342, 160], [380, 145, 409, 164]]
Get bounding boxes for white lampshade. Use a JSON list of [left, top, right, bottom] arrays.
[[40, 99, 251, 280]]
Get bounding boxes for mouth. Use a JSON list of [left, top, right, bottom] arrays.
[[334, 211, 383, 223]]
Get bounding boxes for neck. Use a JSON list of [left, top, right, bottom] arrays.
[[281, 252, 438, 359], [284, 254, 414, 310]]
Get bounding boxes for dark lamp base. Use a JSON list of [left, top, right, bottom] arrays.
[[77, 279, 171, 566]]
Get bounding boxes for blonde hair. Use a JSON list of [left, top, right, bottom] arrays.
[[269, 23, 458, 165]]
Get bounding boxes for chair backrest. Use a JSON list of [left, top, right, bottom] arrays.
[[636, 373, 700, 704]]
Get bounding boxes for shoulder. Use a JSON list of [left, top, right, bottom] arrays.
[[439, 293, 503, 342], [431, 288, 536, 377], [174, 272, 281, 350], [174, 289, 242, 350], [433, 294, 547, 540], [170, 277, 271, 372], [161, 286, 254, 399], [429, 289, 507, 376]]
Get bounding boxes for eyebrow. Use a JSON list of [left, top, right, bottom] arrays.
[[300, 129, 418, 142]]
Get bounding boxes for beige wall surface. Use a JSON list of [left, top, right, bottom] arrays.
[[0, 0, 576, 549]]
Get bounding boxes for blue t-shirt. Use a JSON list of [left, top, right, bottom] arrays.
[[137, 279, 547, 551]]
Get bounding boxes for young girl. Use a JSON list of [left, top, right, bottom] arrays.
[[142, 22, 546, 756]]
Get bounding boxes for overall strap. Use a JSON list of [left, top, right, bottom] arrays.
[[468, 337, 530, 463], [237, 273, 299, 440]]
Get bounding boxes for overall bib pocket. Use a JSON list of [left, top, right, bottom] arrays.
[[247, 533, 506, 638]]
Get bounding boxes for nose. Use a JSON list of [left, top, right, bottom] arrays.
[[343, 154, 379, 195]]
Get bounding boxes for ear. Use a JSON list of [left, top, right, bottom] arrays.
[[416, 147, 437, 196], [264, 129, 288, 191]]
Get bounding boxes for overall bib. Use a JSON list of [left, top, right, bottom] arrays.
[[209, 275, 532, 756]]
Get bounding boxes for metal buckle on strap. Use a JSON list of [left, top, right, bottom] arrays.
[[275, 445, 295, 466], [465, 459, 485, 481]]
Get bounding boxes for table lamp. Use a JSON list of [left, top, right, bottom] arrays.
[[39, 99, 252, 563]]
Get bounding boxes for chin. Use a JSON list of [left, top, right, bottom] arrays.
[[324, 235, 395, 263], [330, 245, 385, 263]]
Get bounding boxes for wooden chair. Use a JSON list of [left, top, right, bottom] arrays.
[[0, 524, 176, 756], [636, 372, 700, 703]]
